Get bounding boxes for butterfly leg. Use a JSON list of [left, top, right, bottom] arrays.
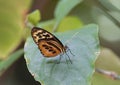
[[65, 45, 75, 56], [65, 53, 72, 64], [67, 47, 75, 56], [56, 54, 62, 64]]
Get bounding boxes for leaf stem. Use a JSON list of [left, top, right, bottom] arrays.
[[25, 18, 34, 29], [95, 68, 120, 80]]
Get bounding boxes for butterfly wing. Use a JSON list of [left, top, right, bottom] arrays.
[[38, 40, 61, 57], [31, 27, 65, 57]]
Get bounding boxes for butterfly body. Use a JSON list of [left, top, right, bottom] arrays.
[[31, 27, 66, 57]]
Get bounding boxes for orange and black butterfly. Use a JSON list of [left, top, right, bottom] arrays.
[[31, 27, 72, 63]]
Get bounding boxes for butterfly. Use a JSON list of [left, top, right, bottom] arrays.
[[31, 27, 72, 63]]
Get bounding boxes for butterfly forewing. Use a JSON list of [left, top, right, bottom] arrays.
[[31, 27, 66, 57]]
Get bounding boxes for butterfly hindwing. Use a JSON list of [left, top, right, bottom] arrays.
[[38, 40, 61, 57]]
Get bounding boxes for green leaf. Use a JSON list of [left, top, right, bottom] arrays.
[[24, 24, 100, 85], [54, 0, 83, 30], [27, 9, 41, 26], [0, 49, 23, 76], [0, 0, 31, 59]]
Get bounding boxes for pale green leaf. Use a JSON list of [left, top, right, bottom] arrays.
[[24, 24, 100, 85]]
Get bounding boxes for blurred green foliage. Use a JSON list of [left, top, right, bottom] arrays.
[[0, 0, 31, 59], [0, 0, 120, 85]]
